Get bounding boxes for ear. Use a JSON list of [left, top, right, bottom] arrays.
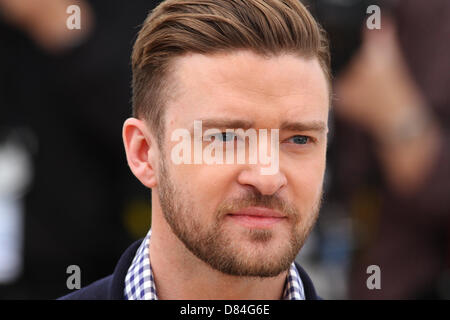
[[122, 118, 158, 188]]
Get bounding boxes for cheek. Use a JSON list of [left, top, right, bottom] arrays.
[[287, 158, 325, 208], [170, 162, 236, 215]]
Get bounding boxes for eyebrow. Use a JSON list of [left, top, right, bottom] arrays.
[[193, 118, 327, 133], [196, 119, 254, 130], [279, 120, 327, 133]]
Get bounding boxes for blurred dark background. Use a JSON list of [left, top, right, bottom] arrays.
[[0, 0, 449, 299]]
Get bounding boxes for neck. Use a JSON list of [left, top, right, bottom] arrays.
[[149, 207, 288, 300]]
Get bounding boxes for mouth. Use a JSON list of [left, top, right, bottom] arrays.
[[226, 206, 287, 229]]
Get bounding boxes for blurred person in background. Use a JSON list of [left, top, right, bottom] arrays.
[[309, 0, 449, 299], [0, 0, 159, 298]]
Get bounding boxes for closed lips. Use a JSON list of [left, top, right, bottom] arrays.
[[228, 206, 286, 218], [227, 207, 286, 228]]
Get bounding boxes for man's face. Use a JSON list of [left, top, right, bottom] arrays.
[[157, 50, 329, 277]]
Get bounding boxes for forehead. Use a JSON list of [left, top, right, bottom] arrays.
[[165, 50, 329, 127]]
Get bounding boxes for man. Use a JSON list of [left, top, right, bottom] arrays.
[[61, 0, 331, 300]]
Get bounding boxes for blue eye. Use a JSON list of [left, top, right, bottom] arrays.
[[214, 132, 236, 142], [289, 135, 309, 144]]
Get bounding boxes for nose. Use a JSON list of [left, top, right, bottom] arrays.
[[237, 165, 287, 196]]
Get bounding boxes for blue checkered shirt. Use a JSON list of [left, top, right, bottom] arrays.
[[124, 229, 305, 300]]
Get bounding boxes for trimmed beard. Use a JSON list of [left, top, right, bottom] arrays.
[[157, 153, 322, 277]]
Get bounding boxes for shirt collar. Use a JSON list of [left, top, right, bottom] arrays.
[[124, 229, 305, 300]]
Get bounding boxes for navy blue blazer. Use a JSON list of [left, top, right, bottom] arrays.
[[59, 239, 320, 300]]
